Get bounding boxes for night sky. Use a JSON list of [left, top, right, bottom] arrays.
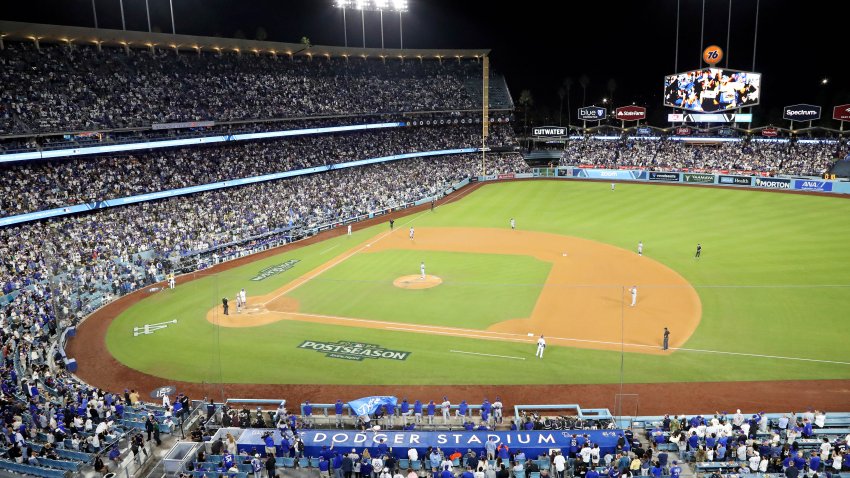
[[2, 0, 848, 126]]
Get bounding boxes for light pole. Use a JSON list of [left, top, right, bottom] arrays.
[[145, 0, 151, 32], [119, 0, 126, 30], [91, 0, 98, 28], [169, 0, 176, 34], [336, 0, 409, 49], [335, 0, 352, 47], [392, 0, 408, 49]]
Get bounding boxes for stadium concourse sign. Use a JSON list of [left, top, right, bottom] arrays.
[[614, 106, 647, 122], [532, 126, 568, 137], [782, 104, 821, 122], [834, 105, 850, 131], [683, 173, 715, 183], [667, 113, 753, 123], [298, 340, 411, 361]]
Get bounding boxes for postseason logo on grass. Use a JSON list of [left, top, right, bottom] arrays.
[[298, 340, 411, 361], [251, 259, 300, 281]]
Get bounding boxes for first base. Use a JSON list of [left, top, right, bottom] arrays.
[[562, 252, 567, 256], [527, 333, 534, 337]]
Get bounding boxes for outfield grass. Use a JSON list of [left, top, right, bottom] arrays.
[[105, 180, 850, 384]]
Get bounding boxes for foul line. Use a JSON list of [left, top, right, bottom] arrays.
[[268, 310, 850, 366], [449, 350, 526, 361], [260, 211, 427, 306]]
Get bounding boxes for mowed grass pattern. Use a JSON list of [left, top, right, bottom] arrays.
[[106, 180, 850, 384], [289, 250, 551, 329]]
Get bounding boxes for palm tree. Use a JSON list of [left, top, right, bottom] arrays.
[[579, 75, 590, 106], [563, 77, 575, 125], [557, 87, 566, 126], [518, 90, 534, 132]]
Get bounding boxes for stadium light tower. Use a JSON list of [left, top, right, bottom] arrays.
[[335, 0, 352, 47], [337, 0, 409, 49]]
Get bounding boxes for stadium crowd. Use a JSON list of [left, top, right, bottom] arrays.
[[0, 124, 517, 217], [0, 41, 493, 134], [561, 138, 844, 176]]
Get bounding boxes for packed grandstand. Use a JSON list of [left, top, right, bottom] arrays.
[[1, 17, 849, 478]]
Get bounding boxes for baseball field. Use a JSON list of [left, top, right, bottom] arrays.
[[70, 180, 850, 411]]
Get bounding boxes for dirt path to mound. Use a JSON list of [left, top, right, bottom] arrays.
[[206, 228, 701, 354], [66, 179, 850, 413]]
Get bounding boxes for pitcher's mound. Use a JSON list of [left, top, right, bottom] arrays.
[[394, 275, 443, 289]]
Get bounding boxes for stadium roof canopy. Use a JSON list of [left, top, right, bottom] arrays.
[[0, 21, 489, 59]]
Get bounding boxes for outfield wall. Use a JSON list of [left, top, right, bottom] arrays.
[[474, 170, 850, 195]]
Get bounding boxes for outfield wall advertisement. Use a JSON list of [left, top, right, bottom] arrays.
[[718, 175, 752, 186], [683, 173, 715, 184], [794, 180, 833, 192], [753, 177, 792, 189], [648, 172, 681, 182], [235, 428, 625, 457], [573, 169, 645, 180]]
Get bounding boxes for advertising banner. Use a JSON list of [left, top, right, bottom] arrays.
[[574, 169, 643, 180], [578, 106, 607, 121], [236, 429, 626, 458], [794, 180, 833, 192], [753, 177, 791, 189], [648, 172, 681, 182], [532, 126, 568, 136], [615, 106, 647, 121], [683, 173, 715, 183], [761, 127, 779, 137], [498, 173, 516, 180], [782, 104, 821, 122], [718, 175, 752, 186], [834, 105, 850, 121], [667, 113, 753, 123]]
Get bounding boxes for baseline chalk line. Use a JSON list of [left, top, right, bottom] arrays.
[[449, 350, 526, 361]]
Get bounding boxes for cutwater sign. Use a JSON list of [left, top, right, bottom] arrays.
[[794, 180, 833, 192], [298, 340, 411, 361], [236, 429, 625, 457], [251, 259, 300, 281], [532, 126, 568, 136]]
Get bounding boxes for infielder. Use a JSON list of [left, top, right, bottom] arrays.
[[420, 261, 426, 279], [409, 226, 415, 241], [630, 286, 637, 307], [240, 288, 246, 307], [535, 335, 546, 358], [235, 292, 243, 313], [638, 241, 643, 256], [510, 218, 516, 230]]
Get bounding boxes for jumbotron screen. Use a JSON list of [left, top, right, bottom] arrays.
[[663, 68, 761, 112]]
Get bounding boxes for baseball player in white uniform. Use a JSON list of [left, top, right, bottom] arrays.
[[510, 218, 516, 230], [630, 286, 637, 307], [240, 288, 246, 307], [611, 183, 616, 191], [347, 224, 352, 236], [235, 291, 243, 313], [535, 335, 546, 358], [409, 226, 415, 240], [441, 397, 451, 424], [493, 397, 503, 424], [420, 261, 426, 279], [167, 273, 175, 289], [638, 241, 643, 256]]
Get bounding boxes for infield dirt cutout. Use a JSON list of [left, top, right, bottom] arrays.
[[206, 227, 702, 355]]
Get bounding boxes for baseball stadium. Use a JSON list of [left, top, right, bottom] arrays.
[[0, 1, 849, 478]]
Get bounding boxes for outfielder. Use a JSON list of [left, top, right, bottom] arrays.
[[638, 241, 643, 256], [167, 272, 175, 289], [535, 335, 546, 358], [347, 224, 352, 236], [420, 261, 426, 279], [630, 286, 637, 307], [510, 218, 516, 230]]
